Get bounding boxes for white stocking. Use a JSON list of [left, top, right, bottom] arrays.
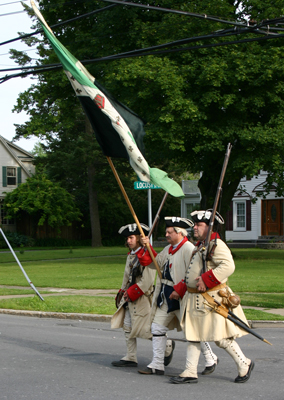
[[179, 342, 201, 378], [200, 341, 218, 367], [216, 339, 250, 377]]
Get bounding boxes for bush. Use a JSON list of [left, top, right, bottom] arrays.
[[0, 232, 35, 248]]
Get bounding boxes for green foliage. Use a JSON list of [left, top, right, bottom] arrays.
[[3, 173, 82, 231], [0, 232, 35, 248], [11, 0, 284, 229]]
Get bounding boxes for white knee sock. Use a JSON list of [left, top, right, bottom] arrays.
[[200, 341, 218, 367], [179, 342, 201, 378]]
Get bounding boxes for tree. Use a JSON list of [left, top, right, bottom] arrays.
[[3, 174, 82, 237], [11, 0, 284, 237]]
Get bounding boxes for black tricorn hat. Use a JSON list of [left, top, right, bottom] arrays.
[[190, 209, 224, 225], [118, 223, 150, 237], [165, 217, 194, 229]]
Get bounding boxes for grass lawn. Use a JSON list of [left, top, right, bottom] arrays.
[[0, 246, 283, 318], [242, 309, 284, 321], [0, 246, 127, 263], [0, 295, 117, 315]]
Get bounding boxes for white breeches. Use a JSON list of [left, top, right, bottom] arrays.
[[121, 308, 137, 362]]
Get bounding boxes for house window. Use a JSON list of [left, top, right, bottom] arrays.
[[7, 167, 16, 186], [234, 201, 246, 231], [0, 207, 15, 225], [186, 202, 200, 219], [2, 166, 21, 187]]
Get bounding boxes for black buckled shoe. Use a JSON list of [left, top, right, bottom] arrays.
[[111, 360, 138, 367], [138, 367, 164, 375], [164, 340, 175, 366], [201, 357, 219, 375], [169, 376, 198, 384], [234, 361, 255, 383]]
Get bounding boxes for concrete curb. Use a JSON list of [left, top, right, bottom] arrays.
[[0, 309, 284, 328], [248, 319, 284, 328], [0, 308, 112, 322]]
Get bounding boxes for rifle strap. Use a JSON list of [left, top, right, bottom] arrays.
[[201, 291, 229, 318]]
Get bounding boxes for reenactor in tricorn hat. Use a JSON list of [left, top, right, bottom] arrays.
[[168, 210, 254, 384], [111, 223, 174, 368], [137, 217, 218, 376]]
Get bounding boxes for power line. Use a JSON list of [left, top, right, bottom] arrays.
[[1, 1, 284, 83], [0, 10, 26, 16], [0, 3, 117, 47], [2, 31, 284, 84], [0, 0, 29, 6]]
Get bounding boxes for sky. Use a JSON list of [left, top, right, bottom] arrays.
[[0, 0, 40, 152]]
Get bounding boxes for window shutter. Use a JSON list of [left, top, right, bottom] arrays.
[[226, 201, 233, 231], [17, 167, 22, 186], [246, 200, 251, 231], [2, 166, 7, 187]]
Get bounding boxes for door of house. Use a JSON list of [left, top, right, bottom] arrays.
[[262, 199, 282, 236]]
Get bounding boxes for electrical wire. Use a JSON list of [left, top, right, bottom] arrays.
[[1, 31, 284, 84], [1, 0, 284, 83], [0, 3, 117, 47]]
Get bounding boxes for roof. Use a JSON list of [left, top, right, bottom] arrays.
[[0, 135, 34, 178]]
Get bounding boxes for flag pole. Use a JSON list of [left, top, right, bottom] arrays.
[[0, 228, 44, 301], [107, 157, 162, 279]]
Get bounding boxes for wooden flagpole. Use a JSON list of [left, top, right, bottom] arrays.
[[107, 157, 162, 279]]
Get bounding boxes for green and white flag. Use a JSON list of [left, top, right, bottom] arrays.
[[31, 1, 184, 198]]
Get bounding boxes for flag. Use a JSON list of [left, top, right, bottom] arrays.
[[31, 1, 184, 198]]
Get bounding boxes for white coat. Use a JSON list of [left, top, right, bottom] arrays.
[[180, 238, 249, 342], [111, 252, 156, 339]]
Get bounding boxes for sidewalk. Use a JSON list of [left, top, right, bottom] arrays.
[[0, 286, 283, 328]]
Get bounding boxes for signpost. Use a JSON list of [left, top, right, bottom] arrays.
[[134, 181, 161, 244]]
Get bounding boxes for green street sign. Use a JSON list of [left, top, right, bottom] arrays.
[[134, 181, 161, 190]]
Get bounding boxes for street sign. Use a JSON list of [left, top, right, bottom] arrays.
[[134, 181, 161, 190]]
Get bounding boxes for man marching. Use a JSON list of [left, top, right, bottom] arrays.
[[111, 223, 174, 367], [137, 217, 218, 376], [169, 210, 254, 384]]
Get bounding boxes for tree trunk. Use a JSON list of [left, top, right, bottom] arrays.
[[88, 163, 102, 247], [85, 116, 102, 247]]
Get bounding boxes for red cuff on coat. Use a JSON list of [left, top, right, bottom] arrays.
[[173, 280, 187, 298], [127, 284, 144, 301], [201, 270, 221, 289], [136, 245, 158, 266]]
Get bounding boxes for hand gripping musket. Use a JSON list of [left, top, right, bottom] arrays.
[[201, 143, 232, 274], [199, 144, 272, 345], [115, 191, 169, 307]]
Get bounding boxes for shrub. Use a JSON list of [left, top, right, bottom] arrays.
[[0, 232, 35, 248]]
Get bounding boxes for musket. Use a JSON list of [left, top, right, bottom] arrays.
[[199, 143, 272, 346], [148, 191, 168, 238], [204, 296, 272, 345], [201, 143, 232, 273]]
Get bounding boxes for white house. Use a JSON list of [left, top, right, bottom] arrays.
[[181, 171, 283, 241], [0, 135, 35, 231]]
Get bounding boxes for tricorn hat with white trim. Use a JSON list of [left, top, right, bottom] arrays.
[[118, 223, 150, 237], [190, 209, 224, 225], [164, 217, 194, 229]]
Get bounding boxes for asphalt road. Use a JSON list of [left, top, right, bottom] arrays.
[[0, 314, 283, 400]]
